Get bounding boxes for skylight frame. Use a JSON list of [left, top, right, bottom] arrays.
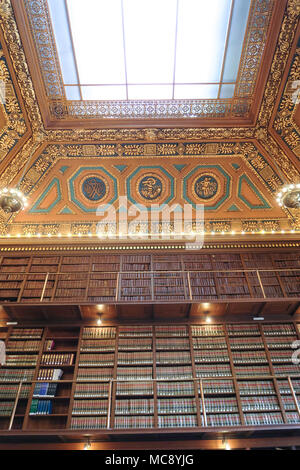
[[54, 0, 249, 102], [20, 0, 276, 121]]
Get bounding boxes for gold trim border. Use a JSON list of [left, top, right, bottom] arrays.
[[0, 240, 299, 252]]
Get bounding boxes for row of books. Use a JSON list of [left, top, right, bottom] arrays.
[[192, 337, 227, 349], [29, 399, 53, 415], [244, 412, 284, 426], [117, 367, 153, 381], [5, 355, 38, 366], [116, 382, 154, 396], [204, 414, 241, 427], [74, 383, 109, 398], [6, 341, 41, 351], [158, 415, 197, 428], [277, 379, 300, 394], [189, 278, 216, 287], [156, 382, 195, 397], [91, 265, 120, 273], [120, 288, 151, 296], [114, 416, 154, 429], [33, 382, 58, 397], [241, 396, 280, 411], [191, 325, 224, 337], [155, 326, 188, 337], [266, 337, 298, 348], [263, 325, 296, 336], [228, 337, 264, 349], [118, 339, 153, 350], [193, 350, 229, 363], [200, 397, 238, 413], [232, 351, 268, 364], [77, 368, 113, 381], [72, 400, 108, 415], [82, 328, 116, 339], [79, 353, 115, 366], [115, 399, 154, 415], [10, 328, 43, 339], [0, 369, 35, 382], [286, 413, 300, 423], [71, 417, 107, 429], [282, 396, 300, 410], [202, 380, 235, 395], [37, 369, 63, 381], [40, 354, 74, 366], [156, 351, 191, 364], [238, 381, 276, 395], [156, 338, 190, 350], [0, 384, 31, 399], [226, 325, 260, 336], [269, 351, 296, 362], [157, 366, 192, 380], [80, 340, 115, 351], [0, 402, 14, 416], [195, 364, 232, 377], [117, 352, 153, 365], [157, 398, 197, 414], [190, 287, 218, 296], [273, 364, 300, 376]]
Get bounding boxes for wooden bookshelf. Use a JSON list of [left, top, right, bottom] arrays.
[[1, 321, 300, 436], [0, 251, 298, 303]]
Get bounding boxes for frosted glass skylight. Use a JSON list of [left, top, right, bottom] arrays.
[[48, 0, 251, 101]]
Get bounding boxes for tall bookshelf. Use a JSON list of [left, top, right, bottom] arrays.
[[70, 326, 116, 431], [1, 321, 300, 434], [25, 326, 79, 430], [0, 251, 298, 303], [0, 327, 43, 430], [114, 325, 154, 429]]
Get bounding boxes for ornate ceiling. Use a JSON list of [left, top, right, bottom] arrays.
[[0, 0, 299, 248]]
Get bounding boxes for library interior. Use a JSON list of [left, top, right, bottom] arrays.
[[0, 0, 299, 451]]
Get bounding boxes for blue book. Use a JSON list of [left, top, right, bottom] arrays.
[[33, 383, 41, 397], [42, 383, 49, 397]]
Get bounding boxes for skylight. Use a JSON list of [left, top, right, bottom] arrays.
[[48, 0, 251, 101]]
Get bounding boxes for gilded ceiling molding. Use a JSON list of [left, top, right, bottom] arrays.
[[0, 38, 27, 161], [0, 0, 43, 134], [45, 126, 257, 144], [272, 36, 300, 160], [0, 240, 299, 253], [255, 129, 300, 182], [0, 136, 42, 190], [257, 0, 299, 128], [0, 0, 298, 242], [252, 0, 300, 185]]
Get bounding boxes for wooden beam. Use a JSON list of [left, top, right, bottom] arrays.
[[1, 435, 300, 450]]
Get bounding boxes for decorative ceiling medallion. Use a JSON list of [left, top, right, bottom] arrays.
[[193, 175, 219, 200], [69, 167, 118, 213], [82, 176, 106, 202], [138, 175, 163, 201]]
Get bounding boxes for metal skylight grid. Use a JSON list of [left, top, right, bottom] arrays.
[[48, 0, 251, 101]]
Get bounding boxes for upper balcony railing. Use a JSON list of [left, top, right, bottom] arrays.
[[0, 268, 299, 303]]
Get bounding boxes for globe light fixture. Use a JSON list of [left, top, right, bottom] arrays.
[[0, 188, 28, 213], [276, 184, 300, 209]]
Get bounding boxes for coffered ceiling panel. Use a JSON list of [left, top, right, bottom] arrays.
[[0, 0, 299, 247]]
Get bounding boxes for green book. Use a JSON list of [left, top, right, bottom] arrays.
[[29, 399, 38, 415]]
